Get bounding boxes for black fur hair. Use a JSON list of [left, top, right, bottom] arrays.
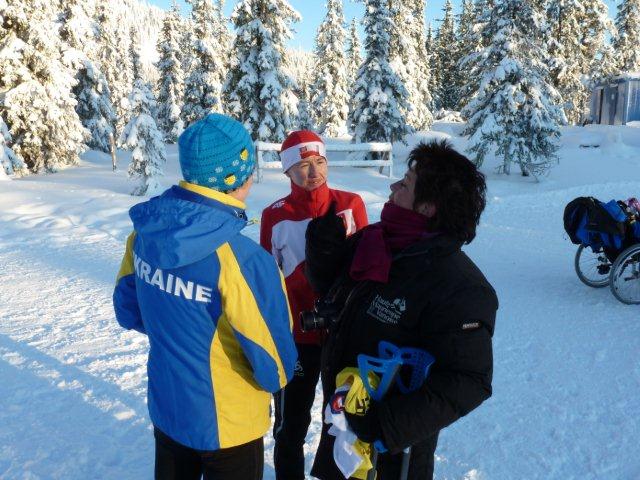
[[407, 140, 487, 244]]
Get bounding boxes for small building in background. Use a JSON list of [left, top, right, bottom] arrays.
[[590, 73, 640, 125]]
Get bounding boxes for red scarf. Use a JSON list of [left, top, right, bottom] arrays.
[[350, 202, 439, 283]]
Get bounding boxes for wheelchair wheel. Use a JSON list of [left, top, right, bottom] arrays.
[[609, 243, 640, 305], [574, 245, 611, 288]]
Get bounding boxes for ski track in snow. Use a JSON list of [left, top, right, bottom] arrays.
[[2, 129, 640, 479], [0, 198, 152, 478]]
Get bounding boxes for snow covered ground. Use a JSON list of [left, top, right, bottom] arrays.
[[1, 123, 639, 479]]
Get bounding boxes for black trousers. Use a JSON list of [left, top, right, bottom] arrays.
[[310, 367, 438, 480], [154, 427, 264, 480], [310, 419, 437, 480], [273, 343, 322, 480]]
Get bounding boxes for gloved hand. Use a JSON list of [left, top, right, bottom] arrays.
[[306, 202, 347, 253], [344, 400, 384, 444]]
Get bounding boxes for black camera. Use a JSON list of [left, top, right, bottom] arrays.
[[300, 297, 342, 332]]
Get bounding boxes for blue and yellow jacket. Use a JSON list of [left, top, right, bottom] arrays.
[[113, 181, 297, 451]]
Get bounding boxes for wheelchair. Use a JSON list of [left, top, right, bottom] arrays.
[[565, 197, 640, 304], [609, 242, 640, 304]]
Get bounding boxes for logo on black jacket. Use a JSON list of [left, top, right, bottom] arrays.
[[366, 295, 406, 325]]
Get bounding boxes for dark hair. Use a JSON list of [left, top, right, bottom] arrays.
[[407, 140, 487, 244]]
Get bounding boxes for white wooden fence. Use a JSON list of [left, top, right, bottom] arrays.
[[254, 141, 393, 182]]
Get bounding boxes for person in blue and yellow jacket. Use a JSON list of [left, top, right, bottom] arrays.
[[113, 113, 297, 480]]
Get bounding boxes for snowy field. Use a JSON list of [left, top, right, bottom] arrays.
[[1, 123, 639, 479]]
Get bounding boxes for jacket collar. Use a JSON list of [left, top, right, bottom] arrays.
[[179, 180, 246, 210], [289, 181, 331, 216]]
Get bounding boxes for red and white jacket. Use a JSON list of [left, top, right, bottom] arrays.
[[260, 182, 368, 344]]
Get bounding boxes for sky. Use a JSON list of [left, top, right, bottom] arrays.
[[148, 0, 620, 52]]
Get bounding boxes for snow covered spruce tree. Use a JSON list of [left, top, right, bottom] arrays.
[[129, 29, 144, 91], [285, 49, 315, 130], [589, 29, 617, 85], [434, 0, 460, 111], [0, 0, 86, 173], [547, 0, 615, 124], [614, 0, 640, 72], [71, 62, 116, 153], [120, 77, 166, 196], [224, 0, 300, 144], [346, 19, 362, 85], [96, 3, 133, 137], [157, 1, 185, 143], [346, 19, 363, 118], [349, 0, 412, 144], [180, 21, 195, 80], [296, 81, 315, 130], [59, 0, 95, 60], [214, 0, 233, 73], [390, 0, 433, 130], [456, 0, 477, 110], [60, 0, 116, 153], [543, 1, 581, 123], [458, 0, 494, 116], [582, 0, 617, 100], [425, 23, 440, 109], [309, 0, 350, 137], [115, 28, 152, 138], [0, 116, 27, 177], [463, 0, 565, 178], [456, 0, 475, 69], [182, 0, 225, 127]]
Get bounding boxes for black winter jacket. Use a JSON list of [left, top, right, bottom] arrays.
[[306, 228, 498, 480]]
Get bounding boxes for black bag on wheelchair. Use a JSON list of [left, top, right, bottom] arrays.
[[563, 197, 637, 259]]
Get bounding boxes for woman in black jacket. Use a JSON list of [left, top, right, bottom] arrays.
[[304, 140, 498, 480]]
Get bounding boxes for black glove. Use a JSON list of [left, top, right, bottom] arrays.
[[344, 400, 384, 444], [305, 202, 347, 253], [305, 202, 349, 295]]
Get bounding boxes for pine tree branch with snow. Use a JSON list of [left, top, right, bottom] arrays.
[[348, 0, 413, 145], [60, 0, 116, 154], [547, 0, 616, 124], [120, 79, 166, 196], [614, 0, 640, 72], [462, 0, 565, 179], [309, 0, 350, 137], [389, 0, 433, 130], [434, 0, 461, 111], [157, 1, 185, 143], [346, 19, 362, 86], [95, 3, 134, 139], [0, 116, 27, 177], [182, 0, 226, 127], [425, 23, 440, 110], [0, 0, 87, 173], [223, 0, 300, 144]]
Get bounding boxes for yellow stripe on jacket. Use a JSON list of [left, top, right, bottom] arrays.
[[211, 242, 291, 447], [209, 313, 271, 448], [116, 232, 137, 282], [215, 242, 288, 388], [279, 269, 294, 331]]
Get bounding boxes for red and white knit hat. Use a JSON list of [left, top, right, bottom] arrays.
[[280, 130, 327, 172]]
